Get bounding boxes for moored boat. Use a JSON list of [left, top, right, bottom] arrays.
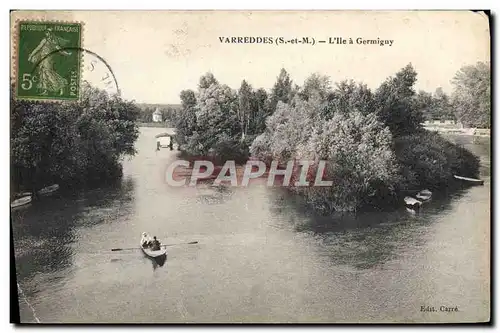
[[38, 184, 60, 196], [453, 175, 484, 186], [404, 196, 422, 210], [416, 189, 432, 201], [140, 233, 167, 259], [406, 207, 417, 214], [11, 195, 32, 209]]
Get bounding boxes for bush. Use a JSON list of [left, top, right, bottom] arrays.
[[394, 130, 480, 191], [294, 111, 399, 213], [10, 83, 139, 195]]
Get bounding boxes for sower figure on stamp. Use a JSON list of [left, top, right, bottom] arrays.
[[28, 28, 72, 96]]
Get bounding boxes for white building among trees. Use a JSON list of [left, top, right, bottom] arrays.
[[152, 108, 162, 122]]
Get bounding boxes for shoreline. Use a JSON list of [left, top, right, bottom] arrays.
[[423, 126, 490, 137]]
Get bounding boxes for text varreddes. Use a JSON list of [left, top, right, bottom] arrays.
[[218, 36, 394, 46]]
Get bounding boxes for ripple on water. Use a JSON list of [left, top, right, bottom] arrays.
[[11, 129, 490, 323]]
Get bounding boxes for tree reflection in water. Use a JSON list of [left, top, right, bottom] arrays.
[[267, 184, 470, 270], [12, 178, 136, 292]]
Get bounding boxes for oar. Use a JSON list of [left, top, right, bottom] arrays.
[[160, 241, 198, 247], [111, 241, 198, 252]]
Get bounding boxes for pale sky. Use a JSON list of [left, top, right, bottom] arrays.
[[11, 10, 490, 104]]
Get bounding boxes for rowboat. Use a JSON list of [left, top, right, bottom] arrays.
[[416, 189, 432, 201], [38, 184, 59, 196], [406, 207, 417, 214], [140, 233, 167, 259], [453, 175, 484, 186], [404, 196, 422, 210], [11, 195, 32, 209]]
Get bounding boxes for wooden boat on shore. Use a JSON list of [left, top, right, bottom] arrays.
[[38, 184, 59, 196], [453, 175, 484, 186], [406, 207, 417, 214], [416, 189, 432, 201], [11, 195, 32, 209], [140, 233, 167, 259], [404, 196, 422, 210]]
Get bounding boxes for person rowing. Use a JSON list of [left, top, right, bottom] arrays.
[[151, 236, 161, 251]]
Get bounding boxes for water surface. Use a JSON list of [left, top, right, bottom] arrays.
[[13, 128, 490, 323]]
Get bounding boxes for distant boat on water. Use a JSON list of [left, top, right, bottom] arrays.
[[416, 189, 432, 201], [453, 175, 484, 186], [38, 184, 60, 196], [11, 195, 32, 209]]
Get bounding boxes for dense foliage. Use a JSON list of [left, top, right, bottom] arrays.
[[451, 61, 491, 128], [174, 63, 486, 214], [394, 131, 480, 191], [414, 62, 490, 127], [372, 64, 424, 136], [11, 82, 140, 198], [175, 72, 276, 162], [416, 88, 456, 121]]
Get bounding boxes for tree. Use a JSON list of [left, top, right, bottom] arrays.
[[433, 88, 455, 120], [250, 85, 399, 213], [10, 82, 140, 196], [180, 90, 197, 109], [394, 130, 480, 190], [11, 100, 73, 195], [298, 73, 331, 102], [176, 74, 265, 160], [416, 88, 455, 121], [323, 80, 375, 118], [415, 90, 434, 120], [250, 96, 321, 163], [268, 68, 294, 113], [249, 88, 269, 134], [238, 80, 253, 140], [176, 89, 198, 145], [180, 74, 240, 156], [228, 64, 482, 214], [198, 72, 219, 89], [451, 61, 490, 128], [67, 83, 140, 175], [374, 63, 423, 137], [296, 110, 398, 213]]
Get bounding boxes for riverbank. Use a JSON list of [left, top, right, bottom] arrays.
[[423, 125, 491, 137]]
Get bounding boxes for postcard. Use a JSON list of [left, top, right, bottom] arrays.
[[10, 10, 491, 324]]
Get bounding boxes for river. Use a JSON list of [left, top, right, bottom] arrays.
[[12, 127, 490, 323]]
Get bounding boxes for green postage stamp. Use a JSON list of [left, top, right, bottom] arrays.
[[15, 21, 83, 101]]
